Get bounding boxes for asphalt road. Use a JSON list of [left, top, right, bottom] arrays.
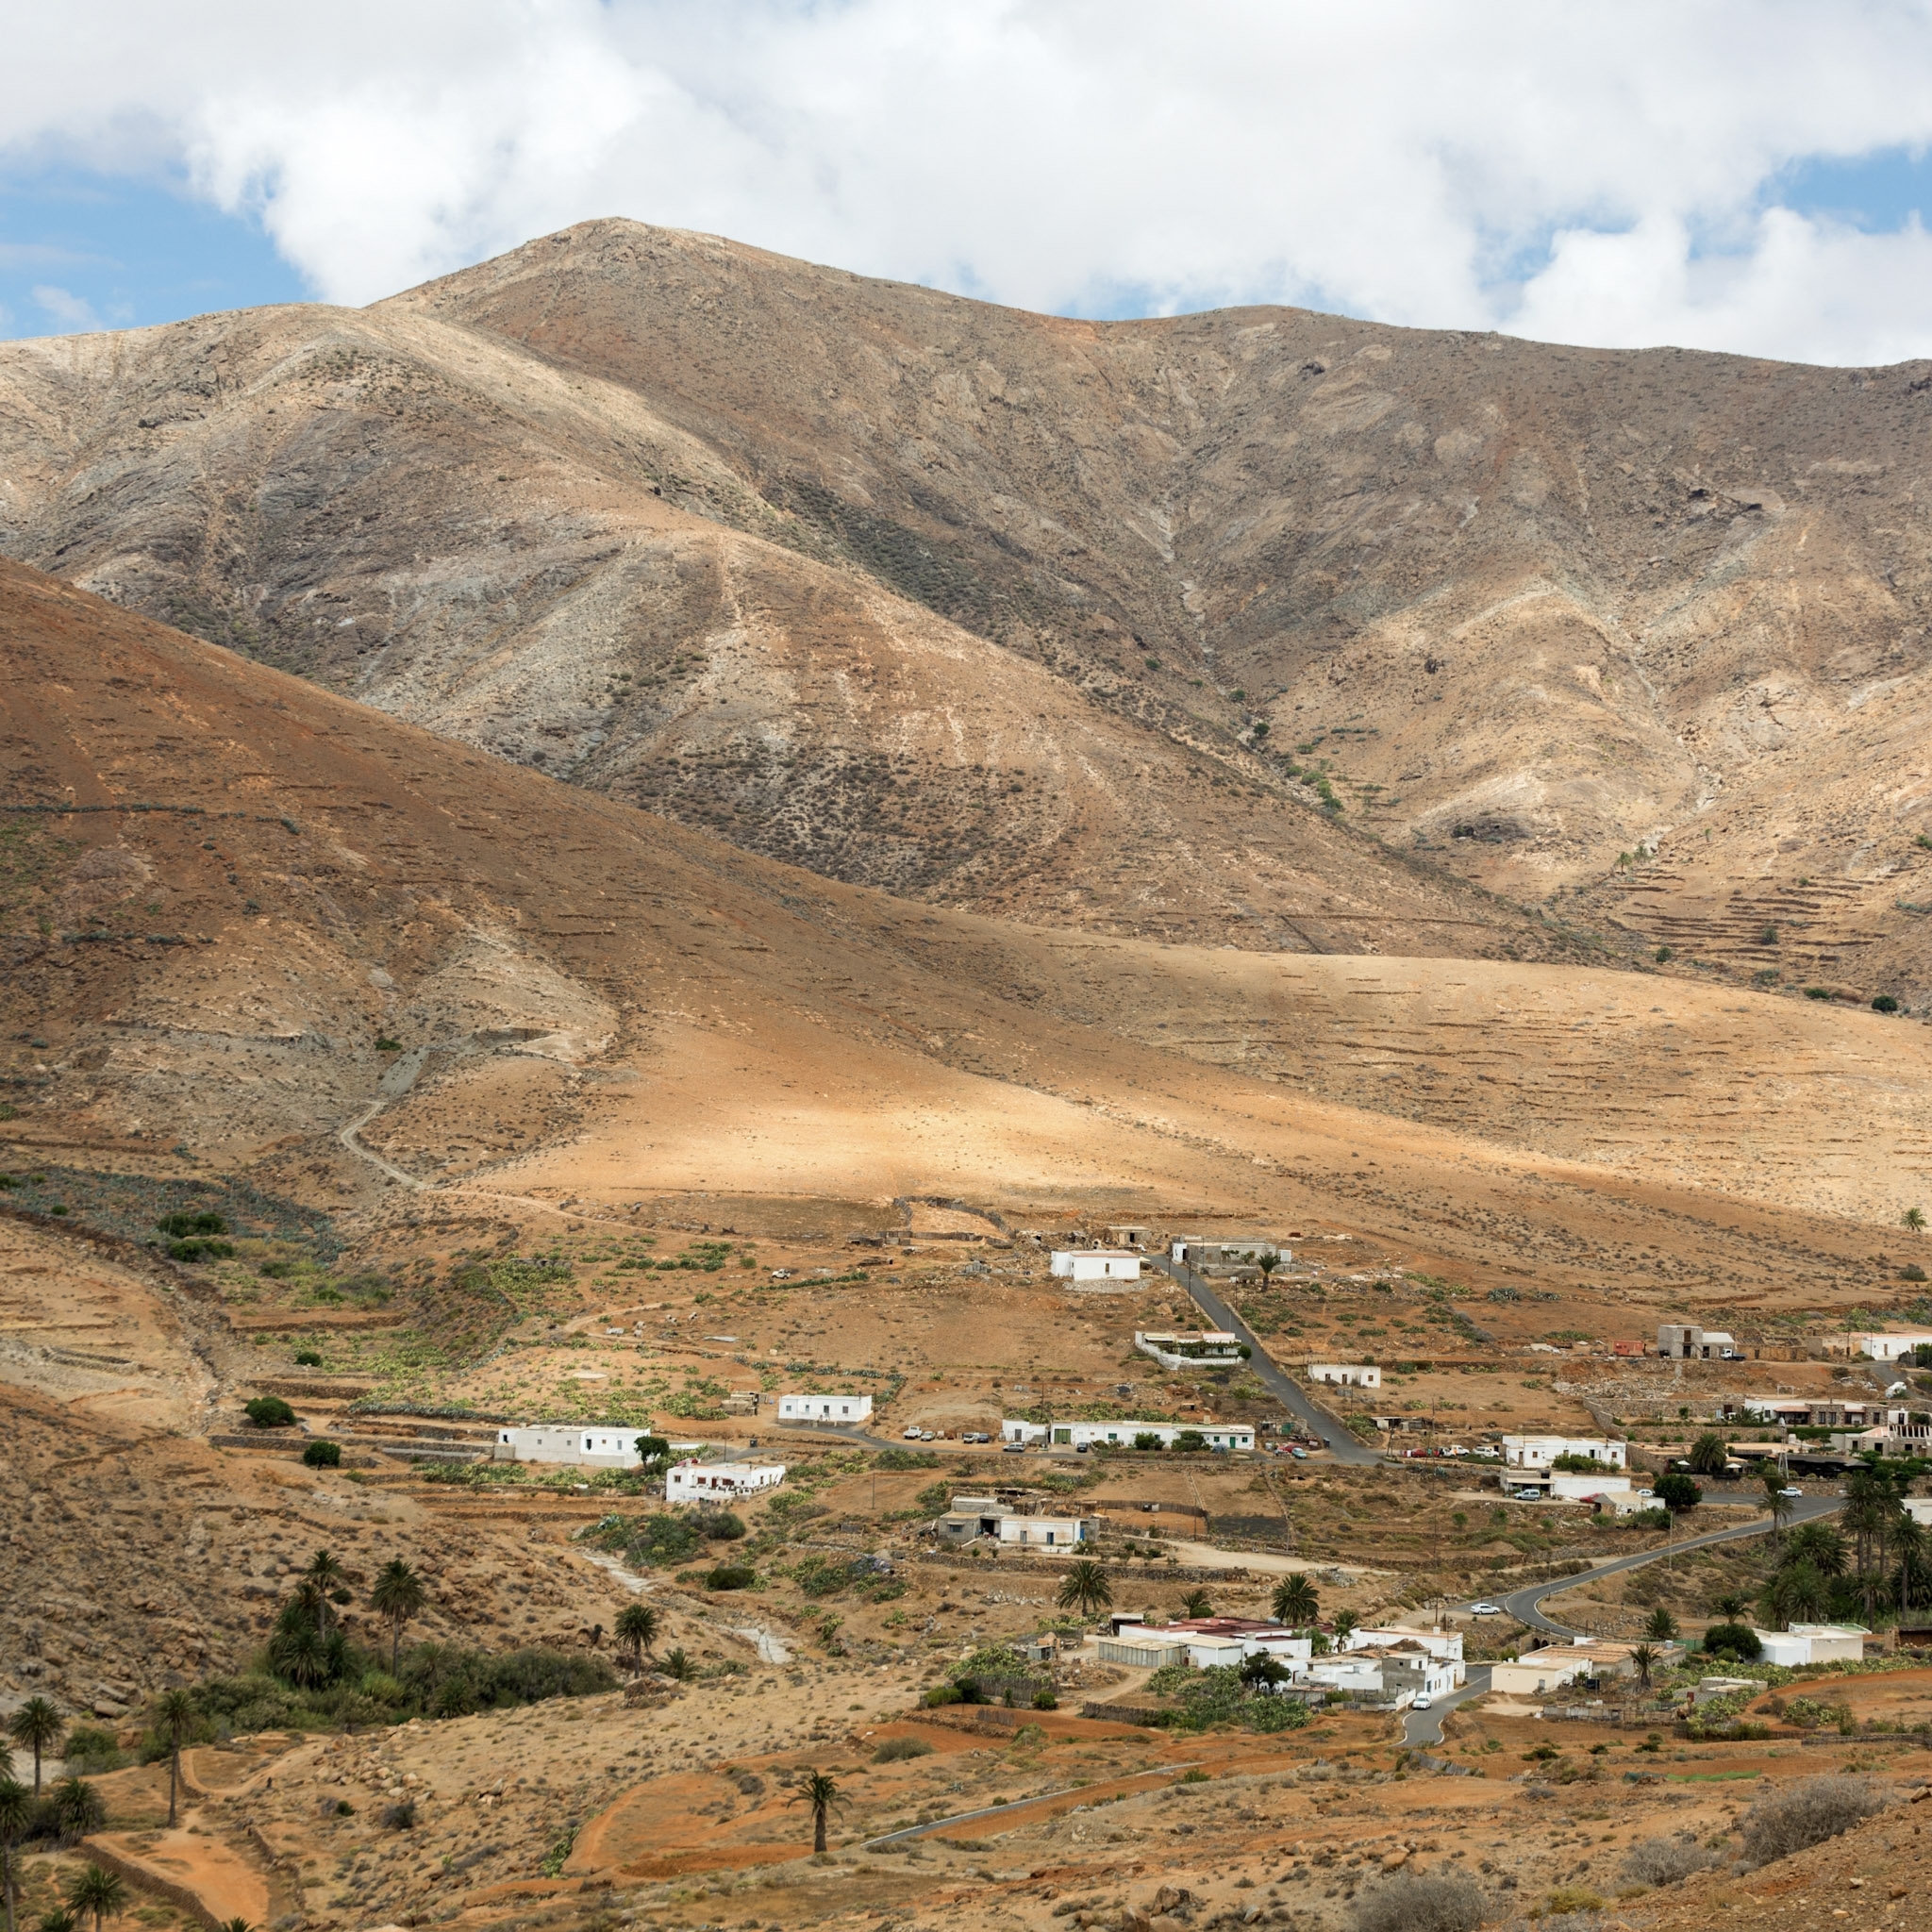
[[1402, 1665, 1491, 1747], [1495, 1491, 1843, 1637], [1148, 1255, 1380, 1466]]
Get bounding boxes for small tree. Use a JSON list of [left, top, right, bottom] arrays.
[[1645, 1606, 1679, 1642], [1257, 1255, 1281, 1282], [1179, 1588, 1214, 1619], [1273, 1574, 1319, 1624], [1630, 1641, 1657, 1688], [1760, 1466, 1795, 1540], [153, 1689, 194, 1828], [1056, 1560, 1112, 1619], [0, 1776, 29, 1932], [1331, 1609, 1358, 1642], [1906, 1208, 1927, 1234], [1655, 1473, 1702, 1516], [1703, 1622, 1761, 1660], [371, 1557, 426, 1674], [791, 1769, 846, 1855], [1710, 1590, 1749, 1621], [614, 1604, 660, 1663], [1687, 1433, 1729, 1477], [8, 1703, 60, 1797], [301, 1441, 341, 1469], [243, 1396, 295, 1429], [64, 1870, 124, 1932]]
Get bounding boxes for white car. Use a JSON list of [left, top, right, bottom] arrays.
[[1469, 1602, 1503, 1616], [1411, 1695, 1433, 1710], [1779, 1485, 1803, 1496], [903, 1426, 924, 1441], [1514, 1488, 1542, 1502]]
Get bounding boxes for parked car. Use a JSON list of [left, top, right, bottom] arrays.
[[1514, 1488, 1542, 1502], [1290, 1447, 1307, 1459], [1779, 1484, 1804, 1496], [902, 1426, 924, 1441], [961, 1430, 990, 1444], [1411, 1694, 1433, 1710], [1002, 1442, 1026, 1454], [919, 1430, 937, 1441], [1469, 1602, 1503, 1616]]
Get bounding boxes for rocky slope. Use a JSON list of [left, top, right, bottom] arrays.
[[8, 219, 1932, 987]]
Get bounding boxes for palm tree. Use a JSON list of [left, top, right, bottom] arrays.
[[1759, 1467, 1794, 1541], [50, 1777, 103, 1846], [217, 1919, 252, 1932], [371, 1558, 426, 1674], [1905, 1207, 1926, 1233], [1759, 1558, 1831, 1629], [0, 1775, 31, 1932], [269, 1621, 328, 1690], [660, 1648, 694, 1682], [153, 1690, 194, 1829], [8, 1703, 61, 1797], [1709, 1590, 1749, 1621], [305, 1551, 345, 1635], [65, 1866, 125, 1932], [1644, 1607, 1678, 1642], [791, 1769, 846, 1855], [39, 1911, 76, 1932], [614, 1604, 660, 1665], [1630, 1641, 1657, 1689], [1786, 1522, 1846, 1576], [1271, 1574, 1319, 1625], [1687, 1432, 1729, 1476], [1895, 1514, 1930, 1618], [1331, 1609, 1357, 1643], [1056, 1560, 1112, 1619], [1179, 1588, 1214, 1619]]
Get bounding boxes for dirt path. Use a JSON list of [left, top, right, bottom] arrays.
[[87, 1827, 271, 1928]]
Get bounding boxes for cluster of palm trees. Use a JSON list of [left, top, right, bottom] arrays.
[[0, 1706, 115, 1932], [1757, 1463, 1931, 1628], [266, 1550, 428, 1689]]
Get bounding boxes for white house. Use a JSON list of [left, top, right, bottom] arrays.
[[1000, 1418, 1257, 1452], [1501, 1435, 1626, 1471], [1489, 1638, 1639, 1697], [493, 1424, 651, 1468], [1657, 1324, 1740, 1359], [1051, 1250, 1142, 1283], [1136, 1330, 1244, 1370], [665, 1459, 787, 1503], [1752, 1624, 1868, 1667], [1907, 1498, 1932, 1526], [1342, 1626, 1465, 1674], [1304, 1654, 1388, 1696], [1308, 1363, 1381, 1390], [776, 1392, 874, 1424], [995, 1514, 1091, 1549], [1857, 1332, 1932, 1362], [1550, 1472, 1635, 1504]]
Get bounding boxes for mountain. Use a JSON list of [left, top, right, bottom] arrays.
[[5, 557, 1926, 1271], [0, 238, 1561, 964]]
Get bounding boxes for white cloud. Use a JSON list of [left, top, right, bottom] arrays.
[[31, 284, 103, 330], [9, 0, 1932, 361]]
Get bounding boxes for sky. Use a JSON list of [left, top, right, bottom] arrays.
[[8, 0, 1932, 364]]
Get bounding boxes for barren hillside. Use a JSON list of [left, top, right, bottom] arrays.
[[5, 558, 1927, 1284], [7, 219, 1932, 989]]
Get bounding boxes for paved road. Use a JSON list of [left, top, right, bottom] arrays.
[[1402, 1665, 1491, 1747], [1493, 1491, 1843, 1638], [1148, 1256, 1379, 1466]]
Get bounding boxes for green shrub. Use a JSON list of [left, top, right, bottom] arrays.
[[375, 1036, 403, 1052], [169, 1237, 235, 1261], [1804, 986, 1833, 1001], [1174, 1430, 1207, 1453], [705, 1565, 756, 1591], [1702, 1622, 1760, 1659], [924, 1686, 963, 1707], [692, 1506, 746, 1541], [61, 1726, 124, 1773], [873, 1736, 935, 1762], [293, 1349, 323, 1366], [158, 1210, 228, 1238], [1873, 994, 1901, 1013], [1032, 1690, 1058, 1710], [244, 1396, 297, 1429], [302, 1441, 342, 1468]]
